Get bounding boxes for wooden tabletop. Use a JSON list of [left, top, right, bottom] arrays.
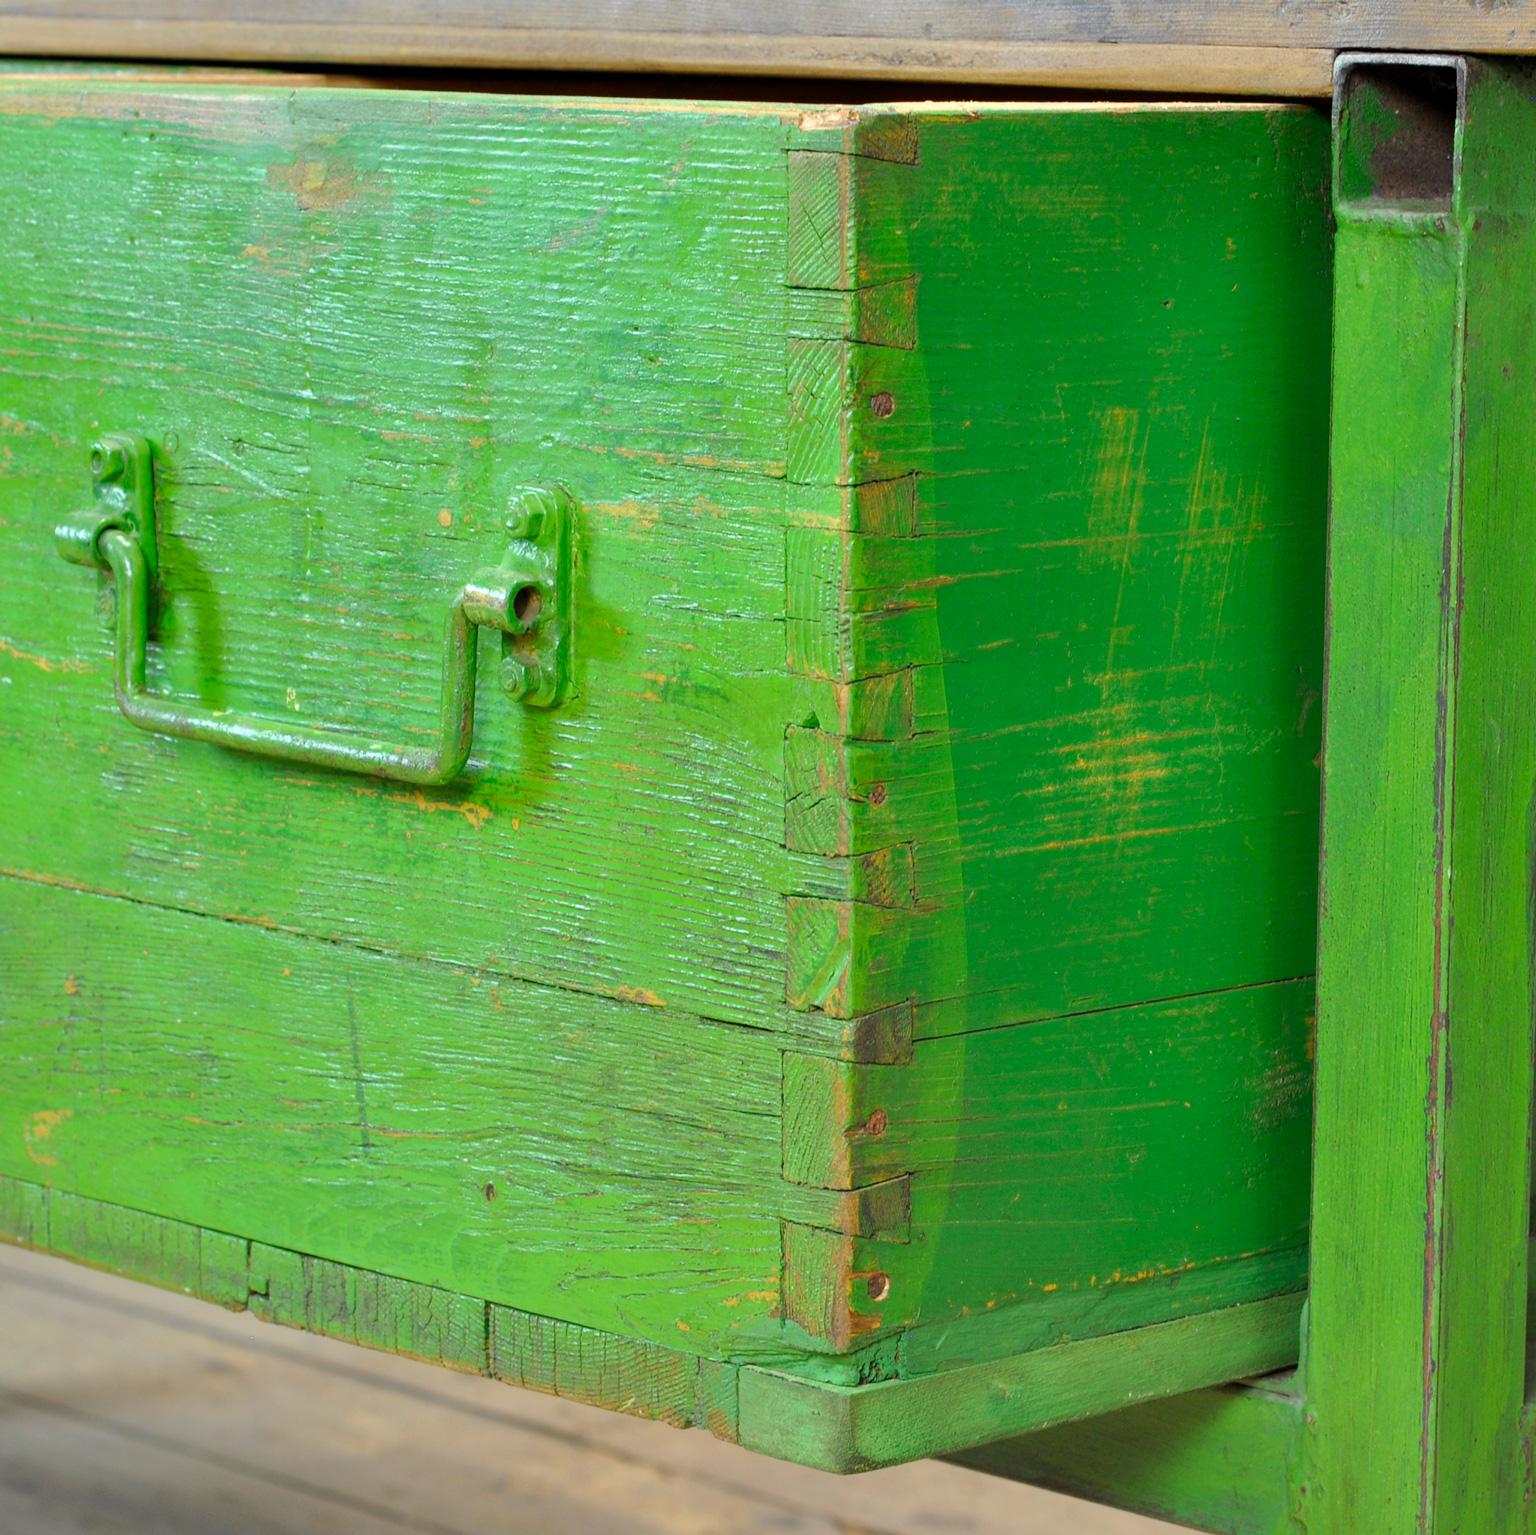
[[1, 2, 1534, 97]]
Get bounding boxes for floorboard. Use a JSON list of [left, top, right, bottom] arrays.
[[0, 1243, 1173, 1534]]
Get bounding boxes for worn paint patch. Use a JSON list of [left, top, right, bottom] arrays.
[[23, 1109, 73, 1167], [0, 636, 89, 674], [613, 985, 666, 1009], [266, 156, 385, 212], [1084, 405, 1150, 565]]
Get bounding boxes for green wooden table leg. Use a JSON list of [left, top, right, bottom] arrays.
[[1304, 51, 1536, 1534]]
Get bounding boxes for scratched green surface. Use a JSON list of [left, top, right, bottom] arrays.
[[0, 76, 1329, 1431], [0, 82, 800, 1029], [778, 103, 1328, 1362], [1305, 59, 1536, 1534], [894, 105, 1332, 1038]]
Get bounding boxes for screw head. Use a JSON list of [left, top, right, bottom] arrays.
[[506, 492, 549, 542], [502, 654, 544, 701], [90, 440, 129, 484]]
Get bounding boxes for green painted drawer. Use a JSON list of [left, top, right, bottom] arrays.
[[0, 72, 1330, 1469]]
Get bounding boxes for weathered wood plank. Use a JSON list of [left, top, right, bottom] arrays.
[[0, 866, 1311, 1379], [0, 81, 803, 1035], [0, 1175, 1299, 1477], [0, 1241, 1168, 1535], [13, 2, 1536, 94], [0, 877, 796, 1362], [780, 981, 1312, 1365], [0, 1179, 730, 1430], [8, 0, 1522, 53], [796, 102, 1333, 1044], [779, 92, 1325, 1397], [250, 1243, 489, 1373]]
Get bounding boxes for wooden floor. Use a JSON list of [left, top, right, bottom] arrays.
[[0, 1243, 1177, 1534]]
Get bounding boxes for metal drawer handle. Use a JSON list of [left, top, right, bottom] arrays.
[[55, 434, 574, 786]]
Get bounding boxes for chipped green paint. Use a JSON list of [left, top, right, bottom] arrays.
[[776, 98, 1327, 1372], [0, 72, 1332, 1466], [849, 105, 1332, 1041], [962, 52, 1536, 1532]]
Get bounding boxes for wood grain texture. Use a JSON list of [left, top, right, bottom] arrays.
[[0, 1176, 1301, 1477], [784, 102, 1333, 1050], [0, 40, 1337, 102], [0, 74, 1330, 1457], [0, 1173, 1308, 1475], [779, 982, 1312, 1366], [1305, 55, 1536, 1535], [0, 1242, 1179, 1535], [0, 1180, 734, 1433], [0, 876, 809, 1363], [776, 100, 1325, 1361], [4, 0, 1517, 51], [0, 80, 838, 1039], [10, 2, 1536, 93]]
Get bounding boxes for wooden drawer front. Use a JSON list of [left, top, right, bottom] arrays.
[[0, 82, 794, 1022], [0, 76, 1329, 1466], [0, 78, 803, 1361]]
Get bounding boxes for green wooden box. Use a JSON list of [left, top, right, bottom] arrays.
[[0, 70, 1330, 1469]]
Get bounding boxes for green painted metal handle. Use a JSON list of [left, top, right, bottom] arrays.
[[57, 434, 574, 787]]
